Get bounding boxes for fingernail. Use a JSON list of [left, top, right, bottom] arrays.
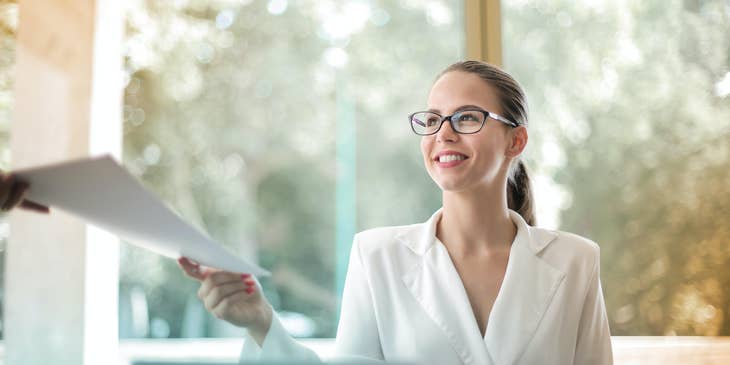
[[241, 274, 251, 279], [245, 287, 254, 294]]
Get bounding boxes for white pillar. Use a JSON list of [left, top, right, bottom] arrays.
[[5, 0, 123, 364]]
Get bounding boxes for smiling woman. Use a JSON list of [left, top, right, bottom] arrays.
[[3, 0, 730, 364], [177, 60, 612, 365], [420, 63, 534, 226]]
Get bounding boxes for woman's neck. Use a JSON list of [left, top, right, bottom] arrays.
[[437, 184, 517, 259]]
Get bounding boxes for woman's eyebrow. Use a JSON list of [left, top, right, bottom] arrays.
[[427, 105, 486, 113]]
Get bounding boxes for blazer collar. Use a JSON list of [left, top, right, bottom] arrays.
[[399, 208, 565, 365], [397, 208, 559, 256]]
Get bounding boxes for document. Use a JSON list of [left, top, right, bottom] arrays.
[[15, 155, 270, 276]]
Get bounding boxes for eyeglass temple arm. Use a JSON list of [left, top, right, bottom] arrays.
[[412, 118, 426, 127], [488, 112, 519, 128]]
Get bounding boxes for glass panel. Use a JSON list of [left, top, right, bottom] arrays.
[[122, 0, 463, 339], [0, 0, 18, 342], [503, 0, 730, 335]]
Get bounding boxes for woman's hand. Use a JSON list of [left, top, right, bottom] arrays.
[[0, 171, 50, 213], [177, 257, 273, 345]]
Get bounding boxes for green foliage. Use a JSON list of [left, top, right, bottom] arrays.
[[504, 0, 730, 335]]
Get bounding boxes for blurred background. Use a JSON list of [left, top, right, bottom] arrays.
[[1, 0, 730, 357]]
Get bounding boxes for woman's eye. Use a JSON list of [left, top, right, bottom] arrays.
[[427, 117, 440, 126], [458, 113, 479, 122]]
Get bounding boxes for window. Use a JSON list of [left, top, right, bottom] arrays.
[[121, 0, 464, 339], [502, 0, 730, 335]]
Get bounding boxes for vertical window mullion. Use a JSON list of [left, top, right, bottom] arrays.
[[464, 0, 502, 66]]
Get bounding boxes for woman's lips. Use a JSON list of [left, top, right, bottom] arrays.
[[435, 157, 467, 168], [432, 150, 469, 169]]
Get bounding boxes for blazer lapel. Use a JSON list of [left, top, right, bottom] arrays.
[[399, 209, 492, 365], [397, 209, 565, 365], [484, 211, 566, 364]]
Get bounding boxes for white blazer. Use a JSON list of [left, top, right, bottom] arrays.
[[240, 209, 613, 364]]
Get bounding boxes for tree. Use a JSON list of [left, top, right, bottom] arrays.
[[503, 0, 730, 335]]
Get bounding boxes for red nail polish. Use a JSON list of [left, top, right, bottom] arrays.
[[241, 273, 251, 278], [246, 287, 254, 294]]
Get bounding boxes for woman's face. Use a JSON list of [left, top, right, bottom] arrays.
[[421, 71, 523, 193]]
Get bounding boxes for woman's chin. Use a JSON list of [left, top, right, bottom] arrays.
[[436, 178, 470, 192]]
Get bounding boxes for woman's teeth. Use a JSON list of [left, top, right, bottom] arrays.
[[439, 155, 466, 163]]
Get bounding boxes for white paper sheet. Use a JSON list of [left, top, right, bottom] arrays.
[[15, 155, 270, 276]]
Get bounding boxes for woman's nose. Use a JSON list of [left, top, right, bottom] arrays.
[[436, 119, 458, 143]]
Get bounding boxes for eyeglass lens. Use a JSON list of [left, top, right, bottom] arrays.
[[410, 110, 485, 135]]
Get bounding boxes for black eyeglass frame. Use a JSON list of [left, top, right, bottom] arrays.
[[408, 108, 519, 136]]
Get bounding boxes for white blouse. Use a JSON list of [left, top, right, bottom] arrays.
[[240, 209, 613, 364]]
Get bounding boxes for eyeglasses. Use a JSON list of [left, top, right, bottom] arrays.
[[408, 109, 519, 136]]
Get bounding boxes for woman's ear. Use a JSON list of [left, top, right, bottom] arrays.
[[506, 126, 528, 158]]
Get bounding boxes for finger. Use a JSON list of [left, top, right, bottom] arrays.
[[0, 174, 15, 209], [179, 257, 211, 281], [204, 280, 249, 311], [3, 181, 28, 211], [203, 271, 252, 291], [211, 270, 250, 281], [19, 199, 50, 213], [181, 256, 201, 266], [198, 271, 251, 299], [177, 257, 206, 281]]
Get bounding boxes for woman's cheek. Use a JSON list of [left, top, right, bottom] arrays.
[[420, 139, 430, 164]]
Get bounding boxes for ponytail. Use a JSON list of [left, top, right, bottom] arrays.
[[507, 160, 536, 226]]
